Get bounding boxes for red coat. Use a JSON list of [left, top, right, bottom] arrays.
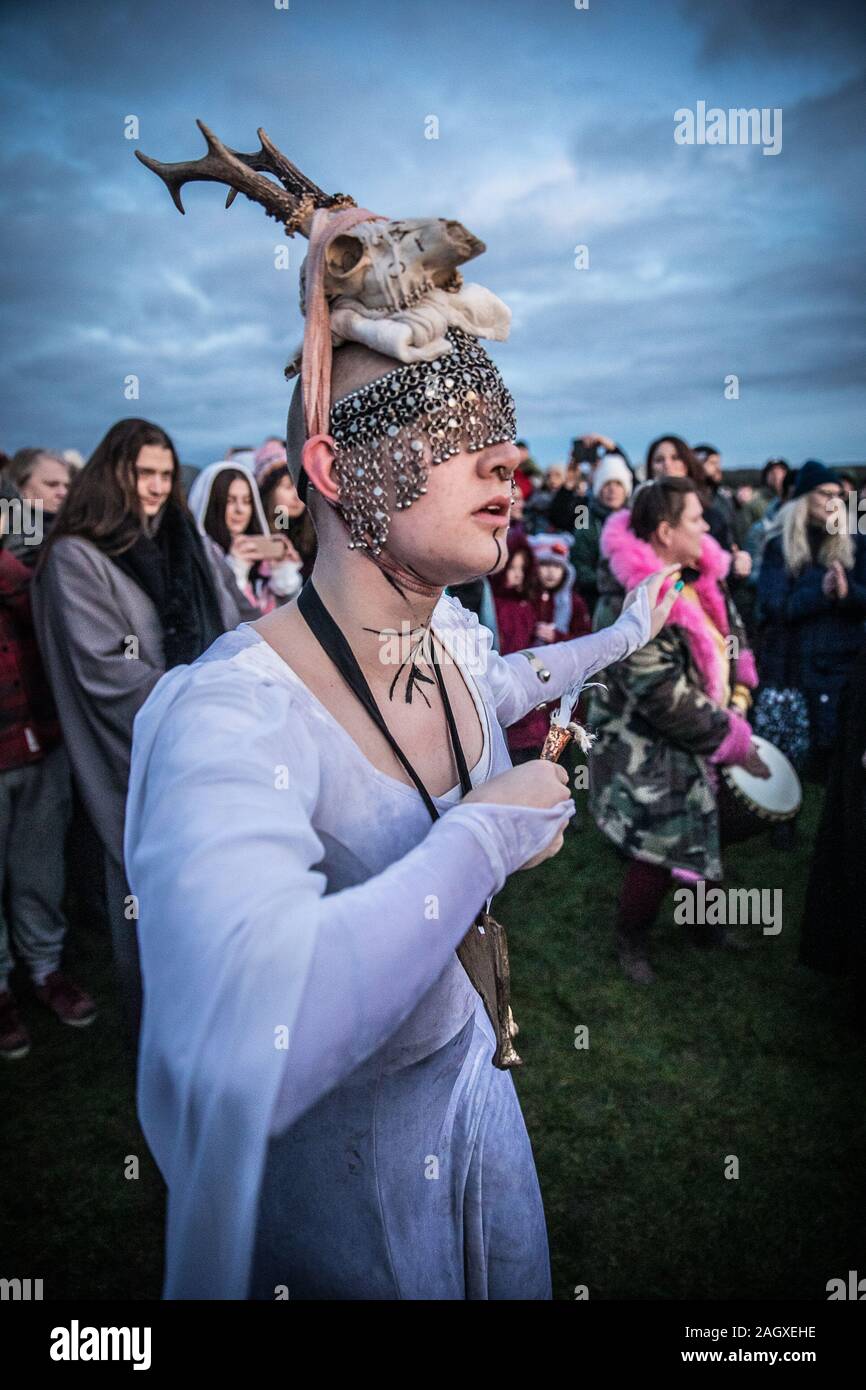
[[536, 588, 592, 643], [493, 586, 593, 753], [0, 548, 61, 771], [513, 468, 534, 500], [492, 592, 547, 752]]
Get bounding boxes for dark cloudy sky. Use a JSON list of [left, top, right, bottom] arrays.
[[1, 0, 864, 471]]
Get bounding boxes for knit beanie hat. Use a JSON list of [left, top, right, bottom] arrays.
[[253, 440, 289, 493], [528, 534, 575, 631], [529, 534, 570, 569], [592, 453, 633, 499], [790, 459, 839, 500]]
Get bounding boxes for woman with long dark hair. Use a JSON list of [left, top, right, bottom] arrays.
[[645, 434, 703, 483], [33, 418, 252, 1043], [187, 461, 303, 614], [646, 435, 750, 568]]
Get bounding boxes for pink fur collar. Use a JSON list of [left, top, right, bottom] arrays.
[[600, 508, 732, 702]]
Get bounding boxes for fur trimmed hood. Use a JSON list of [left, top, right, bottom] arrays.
[[600, 508, 751, 704]]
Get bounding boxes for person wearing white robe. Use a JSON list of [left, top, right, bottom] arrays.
[[125, 339, 678, 1300]]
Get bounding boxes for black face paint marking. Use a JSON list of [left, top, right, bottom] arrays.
[[362, 622, 436, 707], [485, 533, 504, 575]]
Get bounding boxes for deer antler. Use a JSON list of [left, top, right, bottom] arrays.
[[135, 119, 355, 236]]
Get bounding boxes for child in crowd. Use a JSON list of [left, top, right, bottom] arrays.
[[491, 535, 591, 761], [530, 534, 591, 643], [253, 440, 318, 582]]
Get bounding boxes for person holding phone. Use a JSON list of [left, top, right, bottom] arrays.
[[188, 462, 304, 615], [548, 434, 629, 534]]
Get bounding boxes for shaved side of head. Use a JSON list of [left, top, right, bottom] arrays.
[[286, 342, 405, 492]]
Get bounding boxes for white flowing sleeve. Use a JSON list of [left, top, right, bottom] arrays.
[[125, 651, 572, 1299], [445, 589, 652, 729]]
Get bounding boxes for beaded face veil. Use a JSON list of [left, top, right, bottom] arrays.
[[329, 329, 516, 553], [135, 121, 515, 554]]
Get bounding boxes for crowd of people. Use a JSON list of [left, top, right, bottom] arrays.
[[463, 435, 866, 760], [442, 432, 866, 987], [0, 424, 317, 1058], [0, 421, 864, 1060]]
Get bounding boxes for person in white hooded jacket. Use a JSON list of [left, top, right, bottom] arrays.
[[187, 461, 303, 615]]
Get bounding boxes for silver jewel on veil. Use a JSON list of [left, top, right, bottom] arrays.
[[329, 328, 517, 553]]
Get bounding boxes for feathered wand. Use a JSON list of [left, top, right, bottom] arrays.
[[540, 678, 605, 763]]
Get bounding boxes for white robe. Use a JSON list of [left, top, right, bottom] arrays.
[[124, 591, 649, 1298]]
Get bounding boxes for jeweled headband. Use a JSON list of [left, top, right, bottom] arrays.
[[329, 328, 516, 554]]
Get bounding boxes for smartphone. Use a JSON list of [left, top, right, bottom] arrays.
[[570, 440, 599, 467]]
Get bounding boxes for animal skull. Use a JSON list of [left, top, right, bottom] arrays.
[[301, 217, 486, 314]]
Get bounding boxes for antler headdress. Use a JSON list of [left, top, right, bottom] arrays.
[[137, 121, 514, 550], [135, 118, 356, 235], [136, 120, 509, 365]]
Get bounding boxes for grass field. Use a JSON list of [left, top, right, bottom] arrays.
[[3, 783, 863, 1300]]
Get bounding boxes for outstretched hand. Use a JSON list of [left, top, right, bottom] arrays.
[[622, 563, 683, 640]]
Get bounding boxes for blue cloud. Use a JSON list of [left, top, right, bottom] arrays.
[[0, 0, 863, 471]]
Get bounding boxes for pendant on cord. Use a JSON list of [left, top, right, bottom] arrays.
[[457, 910, 521, 1069]]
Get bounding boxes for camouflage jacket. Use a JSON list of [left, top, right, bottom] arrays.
[[588, 529, 751, 879]]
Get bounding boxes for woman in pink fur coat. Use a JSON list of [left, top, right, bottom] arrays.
[[587, 477, 767, 983]]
